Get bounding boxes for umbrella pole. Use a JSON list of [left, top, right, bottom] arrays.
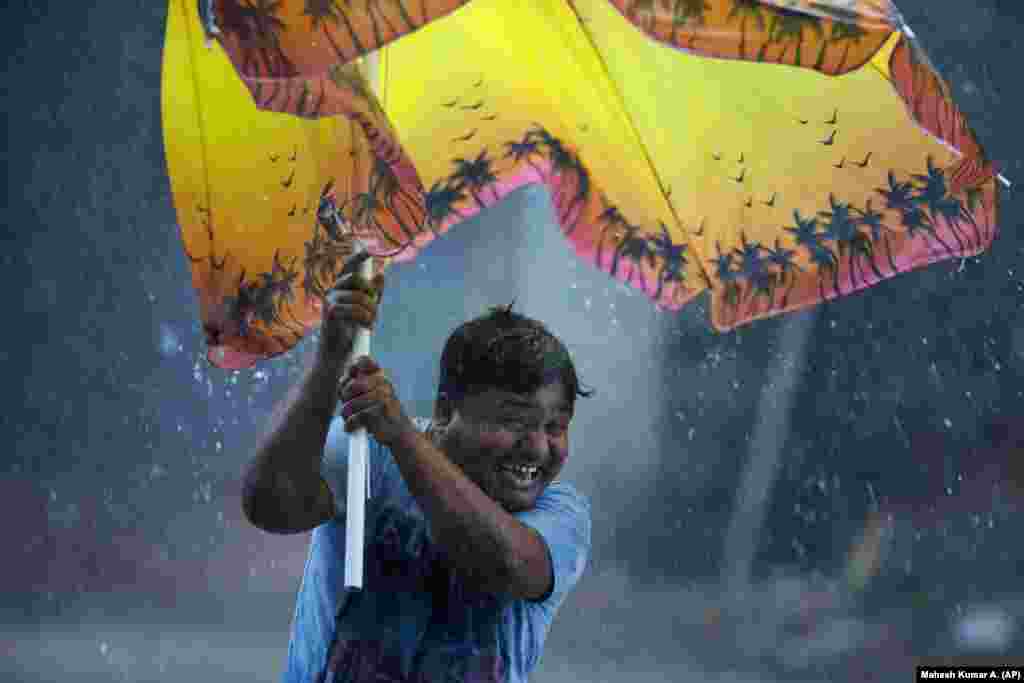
[[343, 52, 381, 591], [343, 247, 374, 590]]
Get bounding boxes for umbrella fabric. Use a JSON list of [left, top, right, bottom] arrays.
[[163, 0, 1000, 369]]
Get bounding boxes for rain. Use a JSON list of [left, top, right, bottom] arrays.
[[4, 0, 1023, 682]]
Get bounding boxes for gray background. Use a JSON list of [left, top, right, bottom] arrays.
[[4, 1, 1022, 681]]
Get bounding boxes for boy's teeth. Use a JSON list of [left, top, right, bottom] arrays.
[[503, 464, 539, 478]]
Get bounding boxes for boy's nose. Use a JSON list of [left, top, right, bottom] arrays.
[[519, 429, 551, 457]]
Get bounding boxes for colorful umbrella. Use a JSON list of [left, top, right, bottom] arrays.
[[164, 0, 1004, 370], [161, 0, 1006, 587]]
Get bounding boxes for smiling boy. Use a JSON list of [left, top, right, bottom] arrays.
[[241, 257, 593, 682]]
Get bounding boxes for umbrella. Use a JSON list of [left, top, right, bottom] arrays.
[[161, 0, 1006, 588]]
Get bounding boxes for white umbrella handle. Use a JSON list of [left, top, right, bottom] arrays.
[[343, 251, 374, 590], [345, 50, 380, 591]]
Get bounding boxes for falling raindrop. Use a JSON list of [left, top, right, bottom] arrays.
[[159, 322, 181, 357]]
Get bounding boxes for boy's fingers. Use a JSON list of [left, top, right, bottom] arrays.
[[325, 291, 378, 315], [353, 355, 378, 372], [326, 303, 374, 327], [332, 272, 376, 296], [341, 374, 389, 401]]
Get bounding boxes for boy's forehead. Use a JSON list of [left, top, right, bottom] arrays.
[[474, 384, 572, 413]]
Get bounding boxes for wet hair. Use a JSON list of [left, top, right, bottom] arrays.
[[434, 303, 594, 421]]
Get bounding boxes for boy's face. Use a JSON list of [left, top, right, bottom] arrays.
[[435, 382, 573, 513]]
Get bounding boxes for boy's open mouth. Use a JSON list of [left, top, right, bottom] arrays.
[[498, 463, 542, 488]]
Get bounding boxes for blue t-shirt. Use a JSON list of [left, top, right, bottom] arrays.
[[283, 417, 591, 683]]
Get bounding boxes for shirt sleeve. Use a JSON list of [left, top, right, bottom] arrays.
[[319, 415, 403, 520], [514, 480, 592, 612], [502, 481, 591, 676]]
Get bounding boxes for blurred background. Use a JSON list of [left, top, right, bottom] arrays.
[[3, 1, 1022, 681]]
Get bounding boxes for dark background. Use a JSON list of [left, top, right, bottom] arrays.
[[4, 1, 1022, 680]]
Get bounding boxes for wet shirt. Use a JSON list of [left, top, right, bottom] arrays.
[[283, 417, 591, 683]]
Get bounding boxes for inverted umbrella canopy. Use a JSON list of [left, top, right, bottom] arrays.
[[162, 0, 1001, 369]]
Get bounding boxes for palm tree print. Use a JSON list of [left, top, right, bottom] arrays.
[[368, 155, 426, 246], [807, 242, 839, 302], [503, 135, 546, 180], [556, 155, 592, 234], [423, 180, 467, 236], [784, 209, 824, 253], [449, 150, 499, 209], [728, 0, 767, 59], [525, 126, 575, 175], [818, 194, 876, 290], [707, 156, 988, 321], [813, 4, 866, 72], [668, 0, 710, 46], [349, 186, 406, 253], [615, 230, 658, 294], [784, 208, 839, 298], [626, 0, 659, 32], [363, 0, 401, 49], [710, 242, 742, 307], [303, 187, 357, 300], [877, 170, 953, 258], [390, 0, 419, 32], [651, 222, 689, 300], [877, 171, 916, 213], [765, 238, 802, 308], [853, 199, 891, 278], [232, 251, 304, 338], [732, 234, 774, 313], [218, 0, 296, 78], [523, 126, 585, 230], [758, 6, 822, 64], [912, 158, 978, 252], [327, 63, 386, 119], [302, 0, 366, 60], [596, 202, 628, 270]]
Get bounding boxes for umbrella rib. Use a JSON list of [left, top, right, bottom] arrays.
[[181, 0, 216, 254], [564, 2, 684, 235]]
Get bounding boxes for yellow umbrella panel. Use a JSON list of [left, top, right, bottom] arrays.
[[164, 0, 1001, 368]]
